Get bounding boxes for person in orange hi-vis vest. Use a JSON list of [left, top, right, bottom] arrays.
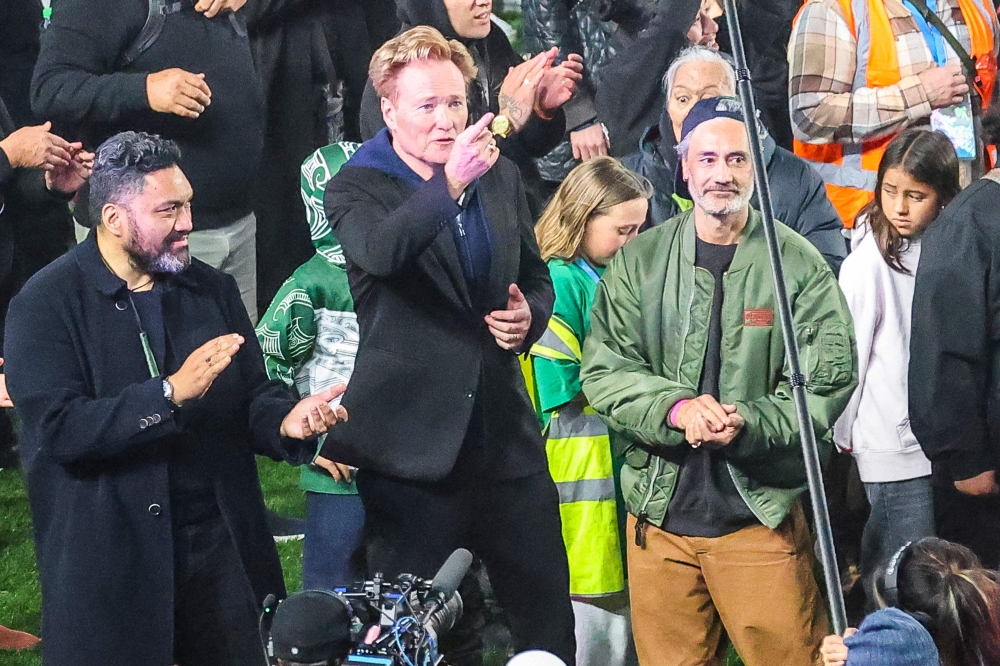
[[788, 0, 998, 230]]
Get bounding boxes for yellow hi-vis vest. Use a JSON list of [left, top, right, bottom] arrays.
[[792, 0, 997, 228], [530, 314, 625, 598]]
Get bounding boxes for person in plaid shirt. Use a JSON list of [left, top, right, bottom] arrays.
[[787, 0, 998, 228]]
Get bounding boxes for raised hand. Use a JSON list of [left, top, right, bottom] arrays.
[[280, 384, 349, 440], [535, 53, 584, 117], [444, 113, 500, 198], [0, 122, 76, 170], [167, 334, 244, 406], [146, 69, 213, 119], [498, 49, 555, 131], [485, 283, 532, 351]]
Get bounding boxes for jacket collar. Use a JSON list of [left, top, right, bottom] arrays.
[[76, 228, 199, 297], [680, 207, 764, 274]]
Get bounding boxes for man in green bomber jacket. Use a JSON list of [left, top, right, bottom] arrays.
[[581, 97, 857, 666]]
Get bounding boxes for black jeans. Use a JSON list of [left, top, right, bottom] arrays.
[[172, 508, 266, 666], [357, 469, 576, 666]]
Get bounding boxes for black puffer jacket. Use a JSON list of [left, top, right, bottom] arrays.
[[521, 0, 616, 182], [359, 0, 566, 216], [620, 108, 846, 273], [595, 0, 701, 157]]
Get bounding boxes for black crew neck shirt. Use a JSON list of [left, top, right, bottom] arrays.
[[663, 237, 759, 538]]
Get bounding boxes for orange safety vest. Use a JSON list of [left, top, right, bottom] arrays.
[[793, 0, 997, 227]]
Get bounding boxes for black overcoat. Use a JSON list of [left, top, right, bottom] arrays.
[[3, 233, 310, 666]]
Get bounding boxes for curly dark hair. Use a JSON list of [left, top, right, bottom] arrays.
[[88, 131, 182, 224]]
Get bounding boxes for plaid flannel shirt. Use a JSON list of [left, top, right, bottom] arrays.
[[788, 0, 998, 145]]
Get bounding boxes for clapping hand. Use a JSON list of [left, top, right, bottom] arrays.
[[535, 53, 584, 117], [485, 284, 532, 351], [280, 384, 349, 440], [167, 334, 244, 406], [498, 50, 554, 132]]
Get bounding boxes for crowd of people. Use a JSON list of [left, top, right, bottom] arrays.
[[4, 0, 1000, 665]]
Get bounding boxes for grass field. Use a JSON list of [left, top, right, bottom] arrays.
[[0, 458, 305, 666], [1, 458, 747, 665]]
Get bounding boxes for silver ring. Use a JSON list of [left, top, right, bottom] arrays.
[[523, 78, 531, 86], [692, 441, 702, 449]]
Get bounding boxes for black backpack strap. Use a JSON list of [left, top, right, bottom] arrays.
[[905, 0, 983, 106], [116, 0, 185, 70]]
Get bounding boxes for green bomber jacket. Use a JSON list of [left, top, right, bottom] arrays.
[[581, 208, 857, 530]]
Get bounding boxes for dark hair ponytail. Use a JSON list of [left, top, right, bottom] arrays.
[[890, 538, 1000, 666], [855, 129, 960, 273]]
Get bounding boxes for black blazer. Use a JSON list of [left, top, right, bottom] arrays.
[[3, 234, 308, 666], [321, 157, 553, 482]]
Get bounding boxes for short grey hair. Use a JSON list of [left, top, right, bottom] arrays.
[[89, 131, 182, 223], [676, 133, 693, 162], [662, 46, 736, 102]]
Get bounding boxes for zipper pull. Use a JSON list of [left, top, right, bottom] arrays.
[[634, 512, 649, 549], [455, 215, 466, 237]]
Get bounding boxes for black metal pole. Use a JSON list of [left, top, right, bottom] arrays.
[[721, 0, 849, 636]]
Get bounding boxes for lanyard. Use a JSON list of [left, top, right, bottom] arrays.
[[127, 294, 162, 379], [904, 0, 950, 66], [574, 258, 601, 284]]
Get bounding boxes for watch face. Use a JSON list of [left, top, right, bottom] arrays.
[[491, 115, 511, 138]]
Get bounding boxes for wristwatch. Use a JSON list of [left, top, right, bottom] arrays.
[[490, 114, 514, 139], [162, 378, 180, 409]]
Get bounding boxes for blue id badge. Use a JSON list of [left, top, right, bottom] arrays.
[[931, 96, 977, 159]]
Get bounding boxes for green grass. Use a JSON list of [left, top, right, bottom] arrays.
[[0, 458, 304, 665]]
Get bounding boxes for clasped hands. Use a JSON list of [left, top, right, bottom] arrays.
[[165, 334, 348, 441], [672, 394, 745, 449]]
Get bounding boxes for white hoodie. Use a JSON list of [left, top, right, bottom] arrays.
[[833, 225, 932, 483]]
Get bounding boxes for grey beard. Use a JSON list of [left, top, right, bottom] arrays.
[[691, 184, 754, 217], [127, 241, 189, 276]]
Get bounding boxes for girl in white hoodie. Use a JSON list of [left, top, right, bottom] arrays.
[[834, 128, 960, 607]]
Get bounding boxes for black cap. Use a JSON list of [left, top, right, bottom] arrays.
[[271, 590, 352, 664], [679, 96, 745, 144]]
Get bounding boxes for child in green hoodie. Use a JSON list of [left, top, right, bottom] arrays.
[[257, 142, 363, 591]]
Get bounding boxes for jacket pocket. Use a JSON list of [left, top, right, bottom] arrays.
[[895, 417, 921, 451], [801, 321, 853, 393]]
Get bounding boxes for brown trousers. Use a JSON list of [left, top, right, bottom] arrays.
[[627, 502, 827, 666]]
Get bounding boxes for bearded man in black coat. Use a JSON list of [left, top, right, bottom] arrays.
[[4, 131, 348, 666]]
